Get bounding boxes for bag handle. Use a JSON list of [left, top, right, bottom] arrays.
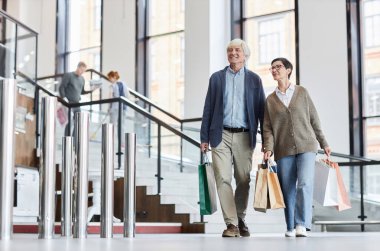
[[320, 158, 336, 168], [267, 161, 275, 173], [202, 153, 210, 164]]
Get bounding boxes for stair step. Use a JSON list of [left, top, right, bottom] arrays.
[[160, 194, 198, 206]]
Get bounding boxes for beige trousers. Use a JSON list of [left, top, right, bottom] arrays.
[[211, 130, 253, 226]]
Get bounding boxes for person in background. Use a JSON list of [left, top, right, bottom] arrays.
[[262, 57, 332, 238], [200, 39, 265, 237], [59, 61, 98, 135], [107, 70, 129, 126]]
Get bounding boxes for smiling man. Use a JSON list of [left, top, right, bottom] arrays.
[[200, 39, 265, 237]]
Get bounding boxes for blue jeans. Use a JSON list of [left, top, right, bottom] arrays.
[[277, 152, 316, 231]]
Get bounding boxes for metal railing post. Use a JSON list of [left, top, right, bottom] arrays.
[[118, 100, 122, 169], [0, 79, 17, 240], [101, 124, 114, 238], [73, 112, 90, 238], [61, 137, 74, 237], [38, 96, 57, 239], [200, 151, 204, 223], [124, 133, 136, 238], [34, 86, 40, 150], [180, 122, 183, 172], [148, 105, 151, 158], [359, 164, 367, 231], [66, 107, 72, 137], [156, 125, 162, 194]]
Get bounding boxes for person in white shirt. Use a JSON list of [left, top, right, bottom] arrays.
[[107, 70, 129, 125]]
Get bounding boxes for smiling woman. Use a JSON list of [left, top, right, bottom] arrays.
[[263, 57, 331, 237]]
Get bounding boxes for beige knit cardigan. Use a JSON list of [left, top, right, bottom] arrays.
[[263, 85, 329, 161]]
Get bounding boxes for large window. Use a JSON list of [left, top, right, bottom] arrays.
[[364, 0, 380, 47], [147, 0, 185, 117], [57, 0, 102, 101], [136, 0, 185, 156], [242, 0, 296, 95], [362, 0, 380, 198]]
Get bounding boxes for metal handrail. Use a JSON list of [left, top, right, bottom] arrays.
[[316, 149, 377, 163], [0, 9, 38, 35], [36, 69, 202, 124], [67, 96, 199, 147], [25, 72, 202, 196], [36, 69, 202, 171]]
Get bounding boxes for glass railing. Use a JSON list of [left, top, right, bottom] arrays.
[[0, 9, 37, 82], [37, 69, 203, 169], [31, 79, 203, 221]]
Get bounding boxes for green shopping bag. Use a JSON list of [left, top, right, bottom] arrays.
[[198, 154, 217, 215]]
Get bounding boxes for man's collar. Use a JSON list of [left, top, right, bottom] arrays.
[[227, 66, 245, 75]]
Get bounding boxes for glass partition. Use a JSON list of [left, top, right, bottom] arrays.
[[16, 25, 36, 81], [0, 10, 38, 85], [0, 14, 16, 78]]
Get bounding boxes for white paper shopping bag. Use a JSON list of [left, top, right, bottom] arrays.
[[313, 160, 338, 206]]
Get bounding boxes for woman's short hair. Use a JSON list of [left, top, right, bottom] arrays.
[[271, 57, 293, 79], [227, 39, 251, 61], [107, 71, 120, 80]]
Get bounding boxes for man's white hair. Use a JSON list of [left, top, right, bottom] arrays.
[[226, 38, 251, 61]]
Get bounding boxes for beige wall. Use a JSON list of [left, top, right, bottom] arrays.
[[102, 0, 135, 98], [298, 0, 349, 154], [185, 0, 231, 119]]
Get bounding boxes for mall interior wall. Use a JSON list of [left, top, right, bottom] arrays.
[[103, 0, 136, 95], [185, 0, 231, 119], [298, 0, 349, 155]]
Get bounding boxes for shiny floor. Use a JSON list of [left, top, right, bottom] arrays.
[[0, 233, 379, 251]]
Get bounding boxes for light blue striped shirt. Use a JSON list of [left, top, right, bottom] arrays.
[[223, 66, 248, 128]]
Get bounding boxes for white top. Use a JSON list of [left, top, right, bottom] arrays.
[[275, 83, 295, 107]]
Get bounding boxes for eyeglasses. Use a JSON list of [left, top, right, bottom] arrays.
[[269, 65, 285, 72]]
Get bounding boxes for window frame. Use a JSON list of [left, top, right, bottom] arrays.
[[232, 0, 299, 84], [56, 0, 103, 74]]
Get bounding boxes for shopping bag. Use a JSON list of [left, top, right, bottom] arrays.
[[57, 105, 68, 126], [313, 160, 338, 206], [198, 154, 217, 215], [267, 163, 285, 209], [253, 164, 269, 212], [327, 161, 351, 211]]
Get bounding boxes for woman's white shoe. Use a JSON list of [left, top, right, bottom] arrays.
[[295, 226, 308, 237], [285, 230, 295, 237]]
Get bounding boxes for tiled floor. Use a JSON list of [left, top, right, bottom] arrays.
[[1, 233, 379, 251]]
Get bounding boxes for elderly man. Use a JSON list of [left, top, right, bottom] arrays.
[[200, 39, 265, 237], [59, 61, 97, 135]]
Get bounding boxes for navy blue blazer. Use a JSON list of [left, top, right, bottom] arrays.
[[200, 66, 265, 149]]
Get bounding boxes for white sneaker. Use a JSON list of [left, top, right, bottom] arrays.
[[295, 225, 308, 237], [285, 230, 295, 237]]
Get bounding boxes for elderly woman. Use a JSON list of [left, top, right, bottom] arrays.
[[263, 58, 331, 237]]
